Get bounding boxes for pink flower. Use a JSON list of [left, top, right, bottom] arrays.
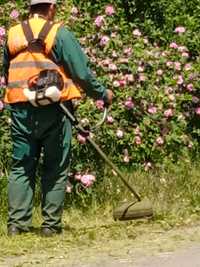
[[134, 126, 142, 136], [169, 42, 178, 49], [186, 83, 193, 92], [135, 136, 142, 145], [0, 100, 4, 111], [71, 6, 79, 16], [156, 137, 164, 145], [108, 63, 117, 71], [96, 99, 104, 110], [192, 96, 199, 104], [10, 9, 19, 19], [0, 27, 5, 38], [164, 108, 173, 118], [174, 26, 186, 34], [184, 63, 192, 71], [66, 182, 73, 193], [174, 62, 181, 71], [178, 46, 188, 52], [80, 118, 89, 127], [124, 97, 134, 110], [74, 172, 82, 181], [100, 35, 110, 46], [165, 87, 174, 95], [95, 15, 104, 27], [123, 155, 130, 163], [195, 107, 200, 115], [106, 115, 114, 124], [125, 74, 134, 82], [188, 142, 193, 149], [166, 61, 173, 68], [118, 58, 129, 64], [112, 51, 118, 58], [113, 80, 120, 87], [119, 79, 127, 87], [138, 74, 146, 82], [81, 174, 96, 187], [133, 29, 142, 37], [111, 32, 117, 38], [182, 52, 189, 58], [77, 134, 87, 144], [168, 94, 175, 101], [138, 66, 145, 72], [157, 69, 163, 76], [123, 149, 130, 163], [144, 162, 152, 171], [116, 129, 124, 138], [177, 75, 184, 85], [189, 74, 196, 80], [123, 47, 132, 56], [148, 106, 157, 114], [105, 5, 115, 16], [0, 76, 5, 87]]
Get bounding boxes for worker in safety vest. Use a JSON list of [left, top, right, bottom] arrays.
[[2, 0, 113, 237]]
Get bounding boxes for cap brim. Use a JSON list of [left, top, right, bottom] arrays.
[[30, 0, 56, 5]]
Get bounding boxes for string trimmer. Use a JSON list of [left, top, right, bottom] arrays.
[[60, 102, 153, 221]]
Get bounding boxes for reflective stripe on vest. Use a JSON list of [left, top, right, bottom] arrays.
[[10, 61, 58, 69], [8, 80, 74, 89]]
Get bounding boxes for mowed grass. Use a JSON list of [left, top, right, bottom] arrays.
[[0, 159, 200, 257]]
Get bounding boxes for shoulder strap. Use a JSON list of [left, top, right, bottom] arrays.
[[38, 20, 55, 43], [21, 20, 55, 53], [21, 20, 34, 43]]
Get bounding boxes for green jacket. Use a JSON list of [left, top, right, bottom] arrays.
[[2, 25, 107, 101]]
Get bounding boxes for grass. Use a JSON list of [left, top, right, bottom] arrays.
[[0, 159, 200, 259]]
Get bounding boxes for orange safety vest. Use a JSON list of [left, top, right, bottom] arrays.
[[4, 16, 81, 104]]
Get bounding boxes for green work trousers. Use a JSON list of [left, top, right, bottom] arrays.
[[8, 102, 72, 231]]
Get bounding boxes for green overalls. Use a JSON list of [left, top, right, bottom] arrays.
[[2, 25, 107, 231]]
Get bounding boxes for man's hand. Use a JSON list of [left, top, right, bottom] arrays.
[[105, 89, 113, 106]]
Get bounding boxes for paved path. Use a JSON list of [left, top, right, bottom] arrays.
[[66, 245, 200, 267], [1, 244, 200, 267], [1, 225, 200, 267], [135, 245, 200, 267]]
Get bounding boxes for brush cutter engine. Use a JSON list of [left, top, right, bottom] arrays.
[[24, 69, 64, 107]]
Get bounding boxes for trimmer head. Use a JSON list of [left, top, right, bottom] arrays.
[[113, 197, 153, 221]]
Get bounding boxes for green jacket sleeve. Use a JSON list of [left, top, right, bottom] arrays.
[[51, 27, 107, 101]]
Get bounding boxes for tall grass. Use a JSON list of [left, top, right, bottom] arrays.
[[1, 158, 200, 224]]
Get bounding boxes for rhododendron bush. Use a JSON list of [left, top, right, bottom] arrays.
[[0, 1, 200, 195]]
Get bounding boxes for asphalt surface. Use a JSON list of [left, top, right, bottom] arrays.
[[1, 244, 200, 267], [135, 245, 200, 267], [64, 245, 200, 267], [1, 224, 200, 267]]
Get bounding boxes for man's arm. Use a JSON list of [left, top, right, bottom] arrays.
[[51, 27, 112, 104]]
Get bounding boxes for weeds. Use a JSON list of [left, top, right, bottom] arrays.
[[0, 160, 200, 256]]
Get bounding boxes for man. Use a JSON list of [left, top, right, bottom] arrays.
[[2, 0, 113, 237]]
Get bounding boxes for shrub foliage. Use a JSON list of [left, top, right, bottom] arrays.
[[0, 0, 200, 198]]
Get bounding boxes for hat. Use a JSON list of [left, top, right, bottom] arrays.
[[30, 0, 57, 5]]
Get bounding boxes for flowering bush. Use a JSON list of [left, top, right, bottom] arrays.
[[0, 1, 200, 198]]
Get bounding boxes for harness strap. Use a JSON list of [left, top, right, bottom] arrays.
[[21, 20, 34, 43], [21, 20, 55, 53], [38, 20, 55, 42]]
